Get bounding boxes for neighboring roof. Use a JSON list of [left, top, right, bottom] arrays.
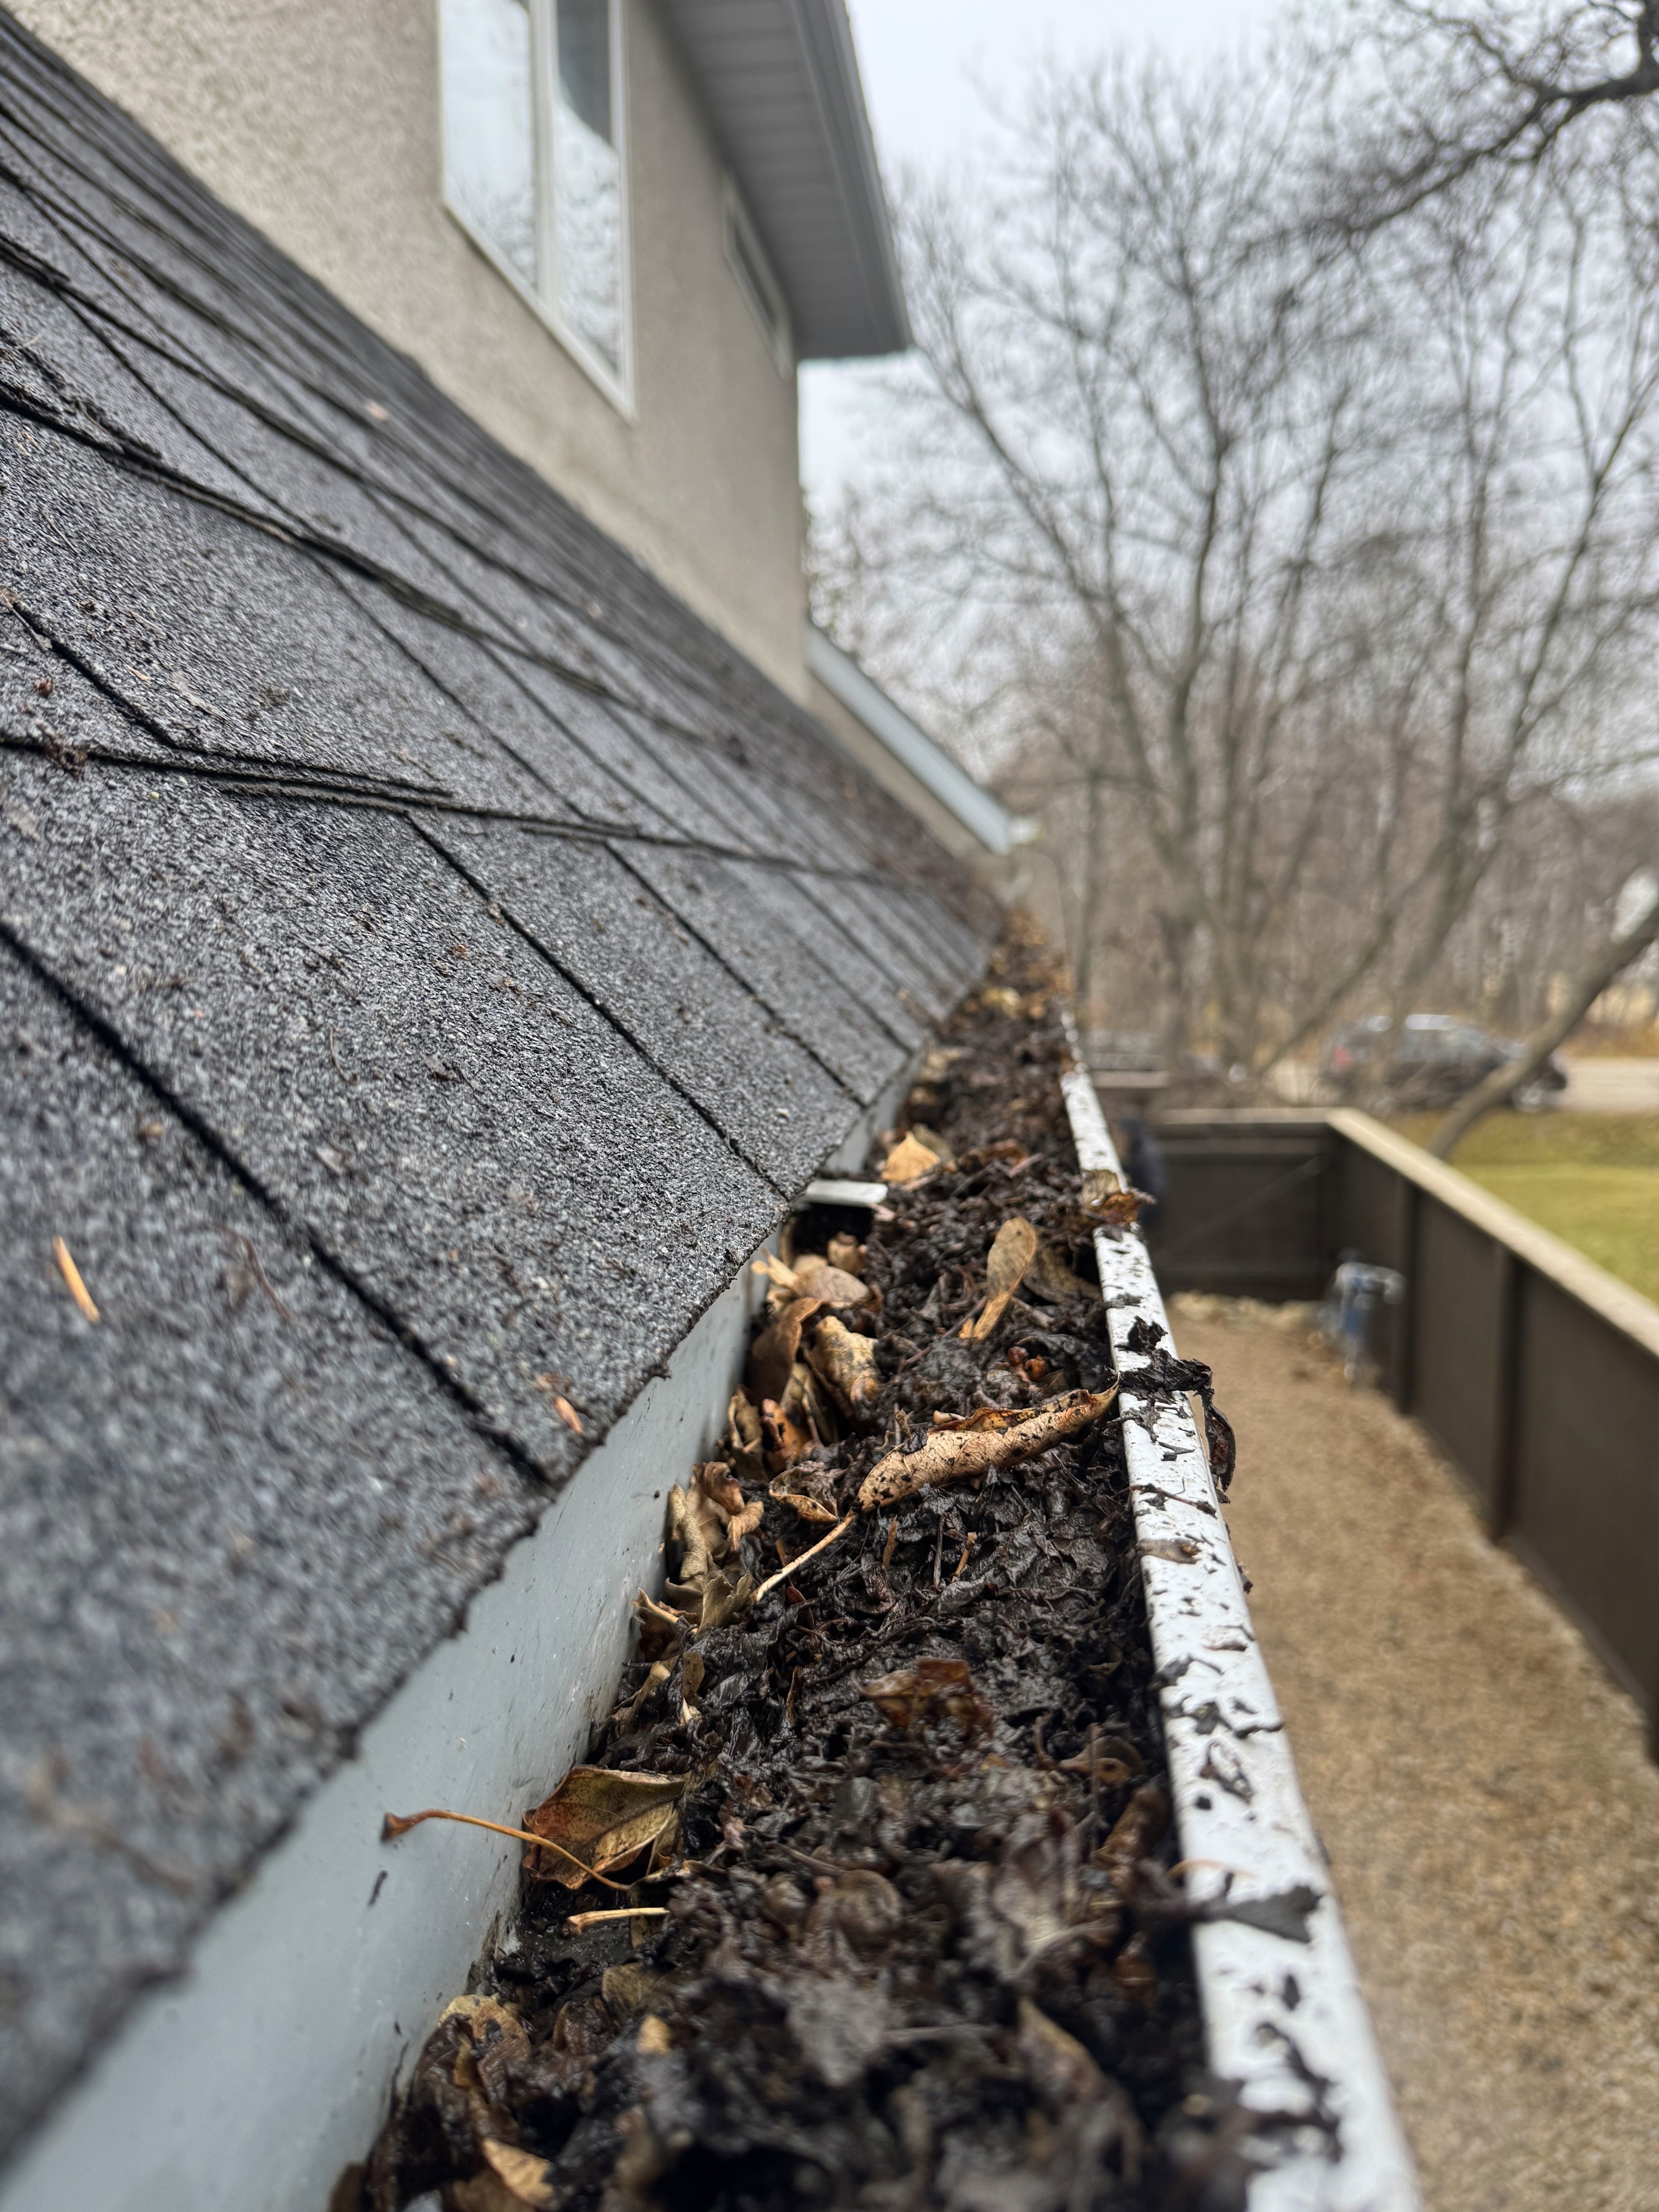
[[0, 16, 990, 2163], [663, 0, 909, 357], [807, 623, 1037, 858]]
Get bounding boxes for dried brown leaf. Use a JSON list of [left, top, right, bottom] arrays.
[[768, 1470, 840, 1525], [786, 1357, 838, 1444], [696, 1566, 754, 1632], [790, 1254, 869, 1308], [698, 1462, 744, 1516], [1096, 1784, 1170, 1896], [825, 1232, 866, 1276], [666, 1479, 723, 1595], [807, 1315, 881, 1415], [479, 2137, 558, 2207], [614, 1659, 670, 1727], [1017, 1997, 1105, 2105], [522, 1766, 689, 1890], [745, 1296, 824, 1404], [632, 1590, 684, 1661], [728, 1391, 762, 1451], [1024, 1241, 1102, 1305], [879, 1132, 942, 1186], [760, 1394, 815, 1472], [959, 1217, 1038, 1342], [907, 1124, 955, 1165], [857, 1386, 1118, 1511], [751, 1250, 800, 1294], [724, 1390, 765, 1484], [860, 1657, 992, 1738]]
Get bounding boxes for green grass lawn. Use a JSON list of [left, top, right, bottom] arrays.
[[1389, 1112, 1659, 1304]]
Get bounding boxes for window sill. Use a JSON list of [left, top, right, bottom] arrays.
[[444, 199, 636, 423]]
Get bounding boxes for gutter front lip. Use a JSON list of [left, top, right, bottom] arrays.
[[1061, 1036, 1420, 2210]]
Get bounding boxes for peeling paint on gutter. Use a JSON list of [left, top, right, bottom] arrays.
[[1061, 1043, 1421, 2212]]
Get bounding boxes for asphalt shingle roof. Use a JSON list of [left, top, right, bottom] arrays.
[[0, 16, 994, 2161]]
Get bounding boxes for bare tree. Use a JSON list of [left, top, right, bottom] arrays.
[[1259, 129, 1659, 1080], [863, 51, 1394, 1066], [1322, 0, 1659, 234], [816, 41, 1659, 1079]]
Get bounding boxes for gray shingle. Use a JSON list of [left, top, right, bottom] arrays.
[[0, 757, 779, 1457], [0, 13, 995, 2164], [0, 940, 539, 2157]]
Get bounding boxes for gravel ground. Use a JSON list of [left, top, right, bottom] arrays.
[[1168, 1296, 1659, 2212]]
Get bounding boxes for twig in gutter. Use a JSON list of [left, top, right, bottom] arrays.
[[380, 1807, 643, 1891], [567, 1906, 668, 1930], [750, 1512, 855, 1602]]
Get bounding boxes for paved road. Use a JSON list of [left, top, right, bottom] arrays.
[[1558, 1059, 1659, 1113], [1173, 1297, 1659, 2212], [1266, 1056, 1659, 1113]]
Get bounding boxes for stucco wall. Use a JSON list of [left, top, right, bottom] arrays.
[[7, 0, 809, 693]]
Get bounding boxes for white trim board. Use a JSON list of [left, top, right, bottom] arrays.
[[805, 625, 1035, 859]]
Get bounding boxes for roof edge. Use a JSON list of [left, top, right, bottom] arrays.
[[788, 0, 910, 357], [806, 623, 1033, 856]]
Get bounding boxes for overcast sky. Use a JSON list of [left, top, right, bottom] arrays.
[[800, 0, 1285, 506]]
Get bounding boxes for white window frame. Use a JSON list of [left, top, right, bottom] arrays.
[[723, 177, 793, 379], [438, 0, 635, 418]]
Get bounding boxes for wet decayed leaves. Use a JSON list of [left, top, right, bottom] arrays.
[[354, 920, 1252, 2212]]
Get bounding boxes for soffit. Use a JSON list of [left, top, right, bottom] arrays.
[[660, 0, 909, 357]]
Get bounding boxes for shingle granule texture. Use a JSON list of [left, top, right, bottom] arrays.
[[0, 14, 997, 2162]]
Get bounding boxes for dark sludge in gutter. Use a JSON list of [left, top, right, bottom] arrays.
[[351, 924, 1288, 2212]]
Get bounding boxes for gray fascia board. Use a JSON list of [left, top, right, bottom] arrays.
[[807, 623, 1027, 856]]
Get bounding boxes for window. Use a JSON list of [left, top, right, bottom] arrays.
[[724, 179, 792, 377], [440, 0, 630, 406]]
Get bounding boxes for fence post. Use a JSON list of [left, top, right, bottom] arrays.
[[1487, 1245, 1523, 1541]]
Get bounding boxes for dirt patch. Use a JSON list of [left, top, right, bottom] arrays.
[[347, 927, 1265, 2212], [1173, 1297, 1659, 2212]]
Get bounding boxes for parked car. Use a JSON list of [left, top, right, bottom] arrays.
[[1320, 1013, 1569, 1111]]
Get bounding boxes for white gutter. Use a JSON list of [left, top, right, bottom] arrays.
[[805, 624, 1036, 858], [1061, 1049, 1420, 2210]]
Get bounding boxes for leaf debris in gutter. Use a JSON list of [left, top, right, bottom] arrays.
[[350, 919, 1283, 2212]]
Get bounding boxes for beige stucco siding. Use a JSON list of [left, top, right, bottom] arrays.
[[9, 0, 809, 692]]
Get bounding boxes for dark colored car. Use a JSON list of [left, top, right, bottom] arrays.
[[1320, 1013, 1569, 1112]]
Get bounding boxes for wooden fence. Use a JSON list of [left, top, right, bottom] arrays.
[[1141, 1107, 1659, 1752]]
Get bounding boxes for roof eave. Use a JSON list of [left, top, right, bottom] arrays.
[[807, 623, 1032, 855], [661, 0, 910, 361], [787, 0, 910, 357]]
